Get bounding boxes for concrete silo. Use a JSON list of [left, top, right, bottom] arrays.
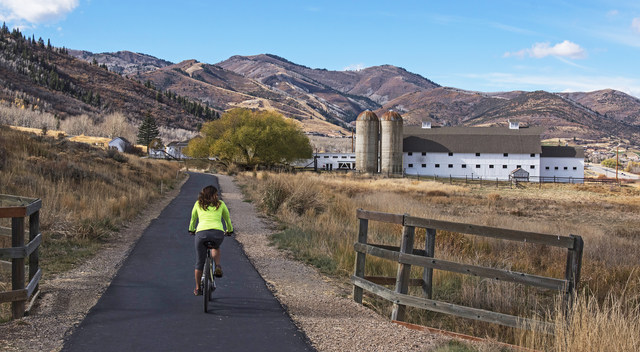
[[380, 110, 404, 175], [355, 110, 379, 173]]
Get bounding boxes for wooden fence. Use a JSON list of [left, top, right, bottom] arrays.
[[351, 209, 584, 333], [0, 194, 42, 319]]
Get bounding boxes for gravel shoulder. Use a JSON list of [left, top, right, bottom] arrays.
[[1, 173, 444, 351], [217, 174, 444, 351]]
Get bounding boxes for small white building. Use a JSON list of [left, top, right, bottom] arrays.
[[294, 152, 356, 170], [166, 141, 189, 160], [108, 137, 132, 153]]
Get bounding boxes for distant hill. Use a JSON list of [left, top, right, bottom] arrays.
[[4, 28, 640, 144], [69, 50, 173, 76], [0, 28, 207, 130]]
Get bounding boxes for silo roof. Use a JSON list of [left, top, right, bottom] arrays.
[[356, 110, 379, 121], [381, 111, 403, 121]]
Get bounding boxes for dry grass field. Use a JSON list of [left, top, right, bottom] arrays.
[[237, 171, 640, 351], [0, 126, 184, 321]]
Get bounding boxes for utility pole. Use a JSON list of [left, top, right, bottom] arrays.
[[616, 144, 619, 182]]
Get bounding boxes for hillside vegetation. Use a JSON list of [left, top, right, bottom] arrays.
[[238, 171, 640, 350], [0, 126, 184, 321]]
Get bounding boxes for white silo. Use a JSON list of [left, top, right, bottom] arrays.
[[380, 110, 404, 175], [355, 110, 379, 174]]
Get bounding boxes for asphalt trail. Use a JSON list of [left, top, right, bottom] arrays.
[[62, 172, 314, 351]]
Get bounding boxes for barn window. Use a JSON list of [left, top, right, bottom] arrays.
[[503, 153, 509, 157], [435, 164, 440, 168], [530, 165, 535, 169], [530, 153, 535, 157], [448, 164, 453, 168], [564, 166, 568, 170], [350, 156, 355, 159], [554, 167, 559, 170], [332, 156, 338, 159], [324, 156, 329, 158], [421, 152, 426, 156], [503, 165, 508, 169], [422, 164, 426, 168], [476, 153, 481, 156], [489, 165, 494, 169], [408, 152, 413, 156], [448, 152, 453, 156], [476, 164, 481, 168], [573, 167, 577, 170], [408, 163, 414, 168], [461, 164, 467, 168], [546, 166, 550, 170], [517, 165, 521, 168]]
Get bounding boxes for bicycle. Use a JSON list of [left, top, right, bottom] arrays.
[[201, 241, 216, 313], [200, 231, 232, 313]]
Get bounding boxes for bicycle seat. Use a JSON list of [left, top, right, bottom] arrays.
[[203, 241, 216, 249]]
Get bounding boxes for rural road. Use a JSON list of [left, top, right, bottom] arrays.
[[585, 163, 640, 180], [61, 172, 314, 351]]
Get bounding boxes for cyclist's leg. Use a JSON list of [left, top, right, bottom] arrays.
[[194, 232, 207, 293]]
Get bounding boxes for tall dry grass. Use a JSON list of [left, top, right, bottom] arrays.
[[0, 126, 184, 321], [238, 171, 640, 349]]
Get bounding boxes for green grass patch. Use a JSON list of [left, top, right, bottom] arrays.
[[39, 237, 102, 275], [269, 227, 337, 275]]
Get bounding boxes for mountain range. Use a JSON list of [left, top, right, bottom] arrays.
[[1, 28, 639, 144]]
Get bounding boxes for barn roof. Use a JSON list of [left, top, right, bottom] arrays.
[[403, 126, 543, 154], [540, 146, 584, 158]]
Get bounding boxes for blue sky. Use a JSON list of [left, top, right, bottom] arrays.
[[2, 0, 640, 97]]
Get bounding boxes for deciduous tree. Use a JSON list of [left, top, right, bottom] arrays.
[[185, 108, 312, 167]]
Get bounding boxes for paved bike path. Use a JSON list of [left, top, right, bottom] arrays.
[[62, 172, 314, 351]]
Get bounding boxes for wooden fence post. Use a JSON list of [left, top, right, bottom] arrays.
[[391, 218, 415, 321], [563, 235, 584, 311], [11, 216, 25, 319], [353, 215, 369, 304], [29, 211, 40, 291], [422, 228, 436, 299]]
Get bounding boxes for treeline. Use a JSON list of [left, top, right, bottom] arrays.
[[143, 80, 219, 121], [0, 23, 102, 107]]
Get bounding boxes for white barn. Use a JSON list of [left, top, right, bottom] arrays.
[[402, 125, 584, 182]]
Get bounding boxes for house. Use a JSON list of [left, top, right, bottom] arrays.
[[166, 141, 190, 160], [108, 137, 132, 153]]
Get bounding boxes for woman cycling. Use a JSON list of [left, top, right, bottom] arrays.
[[188, 185, 233, 296]]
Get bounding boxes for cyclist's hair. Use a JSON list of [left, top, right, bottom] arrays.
[[198, 185, 221, 210]]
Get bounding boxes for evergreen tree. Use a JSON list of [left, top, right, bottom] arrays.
[[137, 112, 160, 154]]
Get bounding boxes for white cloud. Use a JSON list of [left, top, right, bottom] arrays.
[[0, 0, 78, 24], [505, 40, 587, 59], [606, 10, 619, 17], [632, 17, 640, 33], [343, 63, 365, 71]]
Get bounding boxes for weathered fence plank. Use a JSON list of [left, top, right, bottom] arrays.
[[352, 276, 555, 333], [353, 216, 369, 304], [404, 216, 575, 248], [391, 224, 415, 321], [423, 228, 436, 298], [355, 242, 567, 291], [356, 209, 404, 224], [11, 216, 25, 319]]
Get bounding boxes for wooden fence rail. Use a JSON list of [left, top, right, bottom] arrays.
[[0, 194, 42, 319], [351, 209, 583, 333]]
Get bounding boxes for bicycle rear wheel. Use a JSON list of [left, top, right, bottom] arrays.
[[203, 256, 211, 313]]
